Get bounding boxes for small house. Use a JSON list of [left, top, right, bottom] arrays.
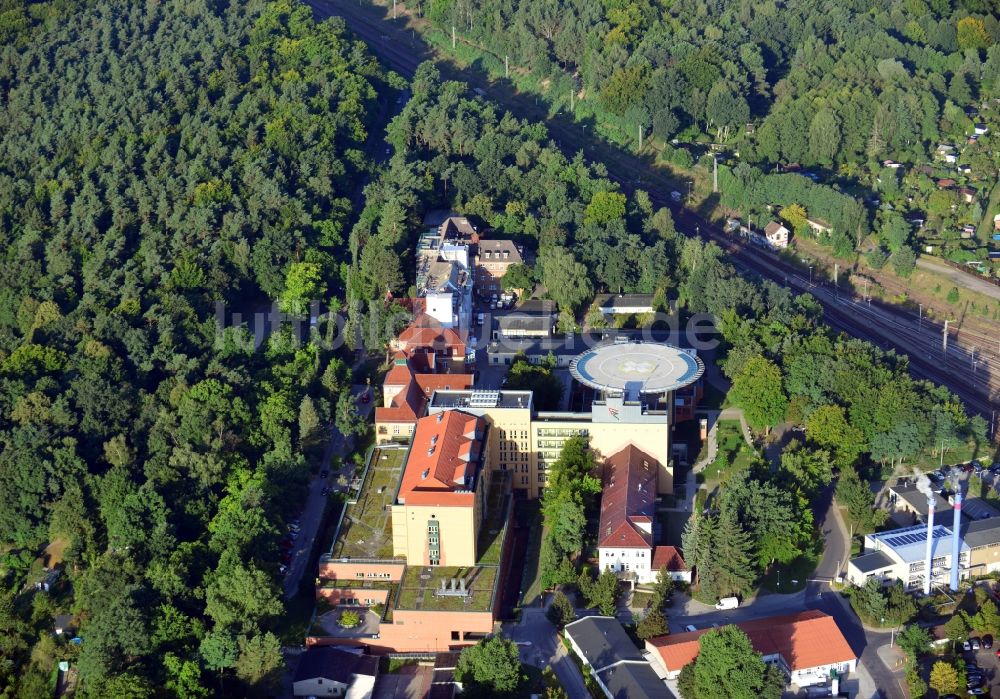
[[975, 123, 989, 136], [937, 178, 957, 189], [763, 221, 790, 249], [882, 160, 903, 169], [292, 647, 378, 698], [993, 213, 1000, 231], [958, 164, 973, 175], [936, 144, 958, 164], [806, 218, 832, 235], [959, 187, 977, 204], [53, 615, 73, 636]]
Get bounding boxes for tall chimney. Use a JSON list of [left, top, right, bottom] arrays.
[[924, 497, 935, 595], [950, 491, 963, 591]]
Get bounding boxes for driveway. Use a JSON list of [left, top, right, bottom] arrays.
[[504, 606, 589, 699], [808, 482, 849, 595], [283, 383, 374, 599]]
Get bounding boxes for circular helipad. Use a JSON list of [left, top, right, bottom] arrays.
[[569, 342, 704, 395]]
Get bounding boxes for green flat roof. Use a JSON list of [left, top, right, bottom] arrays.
[[331, 446, 408, 560], [396, 565, 498, 612]]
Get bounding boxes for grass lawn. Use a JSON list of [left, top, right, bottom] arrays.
[[700, 420, 755, 484], [476, 474, 510, 566], [519, 502, 545, 608], [758, 553, 819, 594], [631, 591, 654, 610]]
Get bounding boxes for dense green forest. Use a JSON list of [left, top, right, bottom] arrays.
[[425, 0, 1000, 162], [421, 0, 1000, 266], [0, 0, 389, 695]]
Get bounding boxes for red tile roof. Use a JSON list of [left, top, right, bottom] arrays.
[[398, 410, 484, 507], [377, 356, 472, 426], [651, 546, 686, 572], [416, 373, 474, 396], [648, 610, 855, 674], [598, 445, 658, 549], [395, 316, 466, 356]]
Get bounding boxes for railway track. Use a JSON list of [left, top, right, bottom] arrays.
[[313, 0, 999, 417]]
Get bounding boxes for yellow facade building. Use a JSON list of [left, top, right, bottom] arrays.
[[426, 390, 675, 498]]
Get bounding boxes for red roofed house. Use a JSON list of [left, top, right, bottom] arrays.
[[390, 410, 490, 566], [391, 315, 468, 372], [651, 545, 690, 583], [376, 353, 474, 444], [646, 610, 856, 688], [597, 445, 689, 585]]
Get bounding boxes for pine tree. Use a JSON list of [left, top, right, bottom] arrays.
[[298, 396, 322, 452]]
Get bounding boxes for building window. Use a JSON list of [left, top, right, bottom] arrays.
[[428, 519, 441, 566], [451, 631, 461, 640], [521, 476, 528, 485]]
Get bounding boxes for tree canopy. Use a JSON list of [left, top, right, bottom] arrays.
[[0, 0, 388, 694]]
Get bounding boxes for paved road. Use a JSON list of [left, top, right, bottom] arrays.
[[917, 255, 1000, 303], [283, 384, 374, 599], [504, 606, 589, 699]]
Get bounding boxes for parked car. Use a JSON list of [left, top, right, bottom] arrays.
[[684, 625, 698, 632], [964, 640, 973, 651], [320, 469, 329, 479], [321, 486, 330, 496], [982, 635, 993, 649], [278, 564, 288, 575], [971, 637, 982, 650], [715, 597, 740, 610]]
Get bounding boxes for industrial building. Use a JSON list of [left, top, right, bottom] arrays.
[[847, 483, 1000, 594]]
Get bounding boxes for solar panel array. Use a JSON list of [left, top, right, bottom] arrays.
[[883, 527, 949, 549], [469, 390, 500, 407]]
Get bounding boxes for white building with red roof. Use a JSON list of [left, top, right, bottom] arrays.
[[646, 610, 856, 688], [597, 445, 689, 584]]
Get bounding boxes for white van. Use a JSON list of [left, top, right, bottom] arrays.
[[715, 597, 739, 610]]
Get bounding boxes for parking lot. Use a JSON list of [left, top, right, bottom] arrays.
[[958, 635, 998, 697]]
